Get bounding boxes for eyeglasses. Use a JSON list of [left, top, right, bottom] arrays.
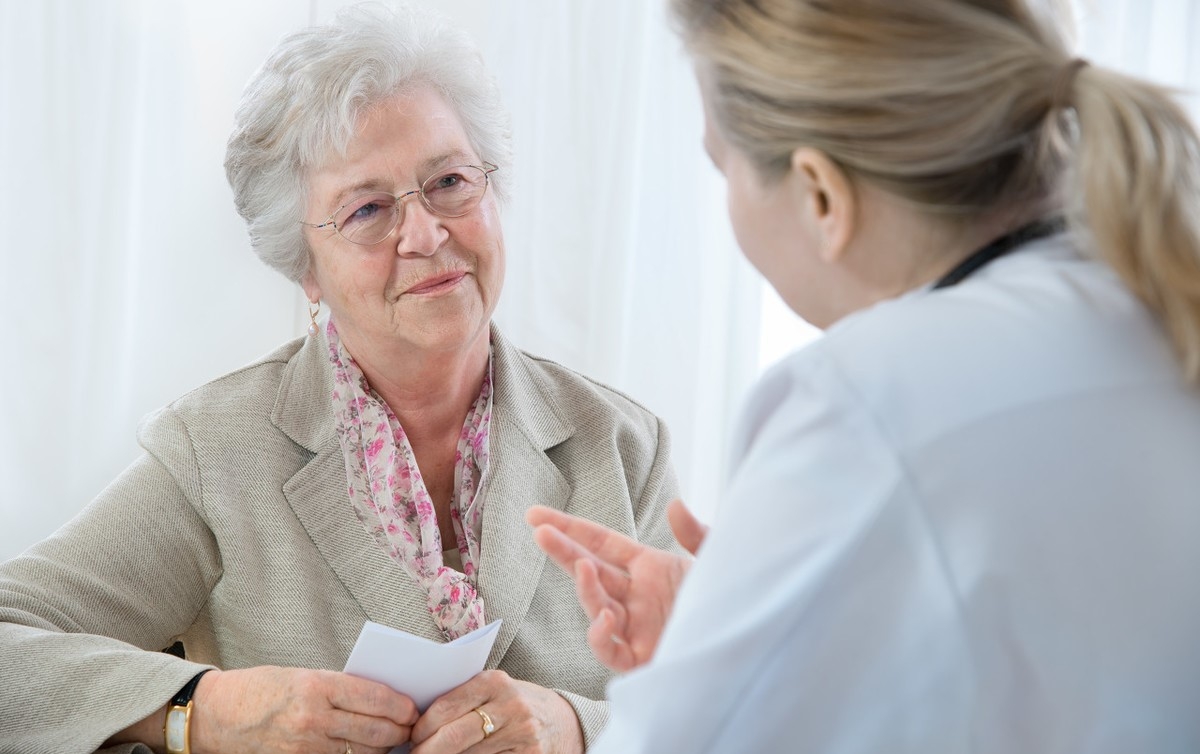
[[303, 162, 498, 246]]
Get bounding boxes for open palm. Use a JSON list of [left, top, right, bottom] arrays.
[[527, 500, 706, 672]]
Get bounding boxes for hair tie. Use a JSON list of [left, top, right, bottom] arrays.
[[1052, 58, 1089, 110]]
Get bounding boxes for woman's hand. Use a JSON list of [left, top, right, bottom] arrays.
[[526, 499, 707, 672], [190, 666, 418, 754], [409, 670, 583, 754]]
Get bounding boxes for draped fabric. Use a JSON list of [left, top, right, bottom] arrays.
[[327, 320, 490, 640]]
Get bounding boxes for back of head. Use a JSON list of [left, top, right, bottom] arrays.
[[673, 0, 1200, 379], [225, 1, 512, 283]]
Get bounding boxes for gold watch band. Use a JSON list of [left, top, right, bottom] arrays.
[[163, 699, 194, 754], [164, 669, 212, 754]]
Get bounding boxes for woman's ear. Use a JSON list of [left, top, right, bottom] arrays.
[[790, 147, 855, 264], [300, 270, 322, 304]]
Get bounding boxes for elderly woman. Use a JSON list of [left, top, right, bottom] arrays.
[[0, 5, 678, 754], [532, 0, 1200, 751]]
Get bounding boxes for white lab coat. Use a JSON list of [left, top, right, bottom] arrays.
[[593, 236, 1200, 753]]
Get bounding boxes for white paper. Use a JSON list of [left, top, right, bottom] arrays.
[[343, 619, 503, 754]]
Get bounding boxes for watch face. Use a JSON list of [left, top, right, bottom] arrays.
[[165, 705, 189, 754]]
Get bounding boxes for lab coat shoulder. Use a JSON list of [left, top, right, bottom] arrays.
[[810, 241, 1175, 453], [598, 339, 974, 754]]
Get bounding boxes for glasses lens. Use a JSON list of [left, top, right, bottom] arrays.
[[335, 192, 399, 245], [422, 166, 489, 217]]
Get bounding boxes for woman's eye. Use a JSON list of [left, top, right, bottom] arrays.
[[428, 173, 464, 192], [350, 203, 381, 221], [340, 196, 393, 227]]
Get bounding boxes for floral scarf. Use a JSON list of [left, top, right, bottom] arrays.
[[326, 320, 492, 640]]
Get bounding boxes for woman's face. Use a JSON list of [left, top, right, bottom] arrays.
[[301, 85, 505, 361]]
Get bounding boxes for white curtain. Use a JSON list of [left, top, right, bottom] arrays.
[[4, 0, 1198, 561], [0, 0, 758, 559], [477, 1, 762, 526], [0, 1, 309, 560], [1074, 0, 1199, 121]]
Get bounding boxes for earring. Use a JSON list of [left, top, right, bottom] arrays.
[[307, 300, 321, 336]]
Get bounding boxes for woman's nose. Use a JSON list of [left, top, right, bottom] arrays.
[[393, 197, 448, 257]]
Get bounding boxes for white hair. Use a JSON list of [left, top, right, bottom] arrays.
[[224, 1, 512, 282]]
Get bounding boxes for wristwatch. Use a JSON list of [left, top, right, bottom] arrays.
[[164, 670, 212, 754]]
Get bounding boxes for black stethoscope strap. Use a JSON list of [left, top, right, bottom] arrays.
[[932, 217, 1066, 290]]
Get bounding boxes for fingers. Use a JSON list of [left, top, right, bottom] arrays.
[[525, 504, 569, 529], [335, 740, 393, 754], [526, 506, 645, 566], [410, 670, 497, 745], [191, 667, 415, 754], [667, 499, 708, 556], [410, 670, 515, 753], [329, 673, 420, 728], [533, 524, 633, 599], [531, 521, 592, 572], [320, 673, 419, 751], [411, 672, 582, 754], [573, 558, 618, 622], [586, 608, 637, 673], [410, 707, 500, 754], [325, 708, 412, 753]]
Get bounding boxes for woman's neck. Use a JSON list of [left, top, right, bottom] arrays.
[[344, 327, 491, 447], [832, 189, 1050, 322]]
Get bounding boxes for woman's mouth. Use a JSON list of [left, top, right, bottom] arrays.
[[405, 271, 467, 295]]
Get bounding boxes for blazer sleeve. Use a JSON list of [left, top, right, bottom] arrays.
[[0, 407, 220, 753]]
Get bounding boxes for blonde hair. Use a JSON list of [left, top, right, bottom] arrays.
[[225, 2, 512, 282], [672, 0, 1200, 379]]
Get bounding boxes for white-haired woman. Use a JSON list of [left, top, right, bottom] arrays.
[[0, 5, 679, 754], [531, 0, 1200, 751]]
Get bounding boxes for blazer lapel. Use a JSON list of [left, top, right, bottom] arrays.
[[269, 325, 576, 655], [476, 326, 573, 666], [272, 331, 441, 642]]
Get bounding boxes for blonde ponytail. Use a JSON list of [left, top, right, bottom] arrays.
[[1067, 67, 1200, 379]]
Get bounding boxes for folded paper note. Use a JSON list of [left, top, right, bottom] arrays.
[[344, 619, 503, 753]]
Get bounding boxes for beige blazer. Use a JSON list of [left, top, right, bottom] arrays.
[[0, 325, 679, 753]]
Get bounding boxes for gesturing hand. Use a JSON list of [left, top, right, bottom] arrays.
[[409, 670, 583, 754], [191, 665, 418, 754], [526, 499, 707, 672]]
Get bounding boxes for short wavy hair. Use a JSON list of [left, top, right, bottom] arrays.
[[224, 2, 513, 282]]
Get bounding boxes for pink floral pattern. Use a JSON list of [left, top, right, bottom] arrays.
[[326, 320, 492, 640]]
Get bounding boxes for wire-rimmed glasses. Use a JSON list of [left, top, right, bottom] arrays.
[[303, 162, 498, 246]]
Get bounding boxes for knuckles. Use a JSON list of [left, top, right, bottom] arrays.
[[476, 668, 513, 690], [360, 717, 405, 746], [292, 669, 328, 699], [290, 707, 323, 733], [508, 716, 543, 742], [438, 721, 476, 750]]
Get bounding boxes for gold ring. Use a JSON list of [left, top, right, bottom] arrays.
[[474, 706, 496, 737]]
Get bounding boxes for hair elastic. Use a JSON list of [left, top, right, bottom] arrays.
[[1052, 58, 1089, 110]]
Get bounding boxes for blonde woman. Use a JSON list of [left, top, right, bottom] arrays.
[[530, 0, 1200, 751]]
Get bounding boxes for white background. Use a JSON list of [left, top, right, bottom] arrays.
[[1, 0, 1197, 560]]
